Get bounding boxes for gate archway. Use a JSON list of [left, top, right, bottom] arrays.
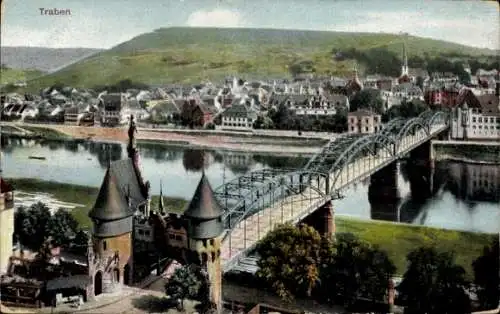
[[124, 264, 130, 286], [94, 271, 103, 296]]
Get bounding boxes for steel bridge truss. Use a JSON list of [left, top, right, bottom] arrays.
[[214, 168, 331, 233], [215, 110, 449, 267]]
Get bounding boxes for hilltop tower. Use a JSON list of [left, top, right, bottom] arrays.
[[183, 172, 224, 313], [0, 178, 14, 274]]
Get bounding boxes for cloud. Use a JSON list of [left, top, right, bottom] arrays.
[[330, 12, 498, 49], [186, 9, 245, 28]]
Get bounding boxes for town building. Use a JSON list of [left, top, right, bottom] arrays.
[[0, 178, 14, 274], [451, 88, 500, 140], [347, 109, 382, 134], [98, 93, 127, 126], [221, 104, 257, 131]]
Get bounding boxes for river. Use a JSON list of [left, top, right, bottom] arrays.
[[2, 136, 499, 233]]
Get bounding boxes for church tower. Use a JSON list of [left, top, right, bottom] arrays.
[[0, 178, 14, 274], [183, 172, 224, 312], [401, 42, 409, 77]]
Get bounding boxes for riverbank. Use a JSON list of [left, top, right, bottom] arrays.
[[5, 178, 495, 279], [7, 178, 187, 228], [433, 140, 500, 164], [1, 122, 327, 154]]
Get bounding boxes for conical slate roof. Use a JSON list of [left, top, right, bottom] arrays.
[[183, 172, 223, 220], [89, 165, 133, 221]]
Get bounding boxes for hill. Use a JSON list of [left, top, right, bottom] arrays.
[[0, 68, 45, 85], [0, 47, 103, 72], [19, 27, 499, 91]]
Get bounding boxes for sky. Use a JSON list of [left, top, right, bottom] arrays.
[[1, 0, 498, 50]]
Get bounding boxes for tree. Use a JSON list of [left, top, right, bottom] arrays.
[[349, 89, 385, 114], [49, 208, 79, 247], [472, 238, 499, 310], [14, 206, 29, 248], [24, 202, 52, 250], [320, 233, 395, 307], [165, 264, 204, 310], [398, 247, 471, 314], [71, 230, 90, 255], [256, 223, 323, 300]]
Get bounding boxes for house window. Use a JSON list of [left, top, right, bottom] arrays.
[[210, 239, 215, 246], [175, 235, 182, 241], [103, 241, 107, 251], [351, 127, 355, 131], [365, 127, 369, 132], [202, 239, 207, 247]]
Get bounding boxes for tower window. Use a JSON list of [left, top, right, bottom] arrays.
[[103, 241, 107, 251]]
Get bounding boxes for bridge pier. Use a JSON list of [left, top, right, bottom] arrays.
[[301, 199, 335, 239], [368, 162, 401, 221]]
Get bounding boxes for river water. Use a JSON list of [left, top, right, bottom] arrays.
[[2, 136, 499, 233]]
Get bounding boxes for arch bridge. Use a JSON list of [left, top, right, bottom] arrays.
[[212, 110, 449, 271]]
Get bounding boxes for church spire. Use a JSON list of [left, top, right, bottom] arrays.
[[401, 40, 409, 76]]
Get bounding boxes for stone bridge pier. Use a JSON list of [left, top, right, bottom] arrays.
[[368, 162, 401, 221], [301, 199, 335, 239], [405, 158, 435, 200], [409, 140, 433, 166]]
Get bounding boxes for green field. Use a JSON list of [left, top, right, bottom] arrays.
[[336, 217, 496, 279], [0, 68, 45, 85], [7, 177, 494, 278], [19, 27, 497, 91]]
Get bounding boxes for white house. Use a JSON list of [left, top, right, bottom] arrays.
[[348, 109, 382, 134], [221, 104, 257, 131], [451, 99, 500, 141]]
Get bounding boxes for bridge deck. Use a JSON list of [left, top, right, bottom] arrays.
[[221, 122, 448, 271]]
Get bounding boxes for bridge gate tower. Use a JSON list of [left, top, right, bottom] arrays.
[[183, 171, 224, 313]]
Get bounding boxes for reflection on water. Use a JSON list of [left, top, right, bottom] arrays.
[[2, 135, 499, 233]]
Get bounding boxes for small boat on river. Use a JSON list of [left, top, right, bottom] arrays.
[[28, 156, 46, 160]]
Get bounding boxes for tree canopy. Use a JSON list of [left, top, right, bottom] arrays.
[[318, 233, 395, 307], [14, 202, 81, 252], [349, 89, 385, 114], [472, 238, 499, 310], [398, 247, 471, 314], [165, 264, 206, 309], [256, 224, 395, 309], [256, 223, 325, 300]]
